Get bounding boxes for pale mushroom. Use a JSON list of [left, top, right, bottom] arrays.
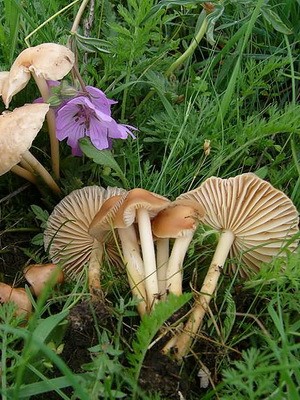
[[113, 188, 171, 310], [163, 173, 299, 359], [152, 200, 205, 296], [0, 103, 61, 194], [1, 43, 75, 179], [0, 282, 32, 318], [24, 263, 64, 297], [44, 186, 127, 299], [89, 194, 148, 315]]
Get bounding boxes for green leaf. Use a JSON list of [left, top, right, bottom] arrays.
[[72, 32, 111, 54], [79, 137, 128, 186], [206, 4, 224, 46], [128, 293, 192, 382], [261, 6, 292, 35], [30, 205, 49, 223]]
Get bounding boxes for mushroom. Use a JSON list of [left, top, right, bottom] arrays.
[[162, 173, 299, 359], [1, 43, 75, 179], [113, 188, 171, 310], [89, 194, 148, 315], [24, 263, 64, 297], [152, 200, 205, 296], [0, 103, 61, 194], [0, 282, 32, 318], [44, 186, 127, 299]]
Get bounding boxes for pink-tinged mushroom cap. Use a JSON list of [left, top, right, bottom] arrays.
[[0, 103, 49, 175], [44, 186, 127, 280], [24, 263, 64, 297], [177, 173, 299, 276], [1, 43, 75, 107]]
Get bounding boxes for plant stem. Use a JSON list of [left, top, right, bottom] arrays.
[[21, 150, 61, 194], [165, 10, 208, 78], [88, 239, 104, 300], [156, 238, 169, 296], [166, 231, 195, 296], [10, 165, 38, 185], [31, 72, 60, 179], [70, 0, 90, 34], [118, 226, 148, 316], [162, 229, 235, 359], [136, 208, 159, 310]]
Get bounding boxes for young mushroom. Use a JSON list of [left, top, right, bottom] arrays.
[[24, 263, 64, 297], [0, 282, 32, 318], [152, 200, 205, 296], [113, 188, 171, 310], [89, 194, 148, 316], [1, 43, 75, 178], [0, 103, 61, 194], [44, 186, 127, 299], [163, 173, 299, 360]]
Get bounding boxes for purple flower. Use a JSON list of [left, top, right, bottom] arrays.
[[56, 93, 136, 156]]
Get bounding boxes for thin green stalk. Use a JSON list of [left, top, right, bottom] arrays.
[[284, 34, 296, 105], [166, 10, 208, 78], [1, 330, 8, 400]]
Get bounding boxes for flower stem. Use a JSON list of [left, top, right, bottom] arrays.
[[70, 0, 90, 34]]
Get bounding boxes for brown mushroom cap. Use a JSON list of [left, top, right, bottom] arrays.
[[152, 200, 206, 238], [44, 186, 127, 279], [0, 283, 32, 317], [114, 188, 171, 228], [24, 263, 64, 297], [88, 194, 128, 239], [176, 173, 299, 276], [1, 43, 75, 107], [0, 103, 50, 175]]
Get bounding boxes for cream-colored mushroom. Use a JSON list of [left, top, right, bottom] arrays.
[[152, 200, 205, 296], [89, 194, 148, 315], [1, 43, 75, 179], [113, 188, 170, 310], [0, 103, 60, 194], [163, 173, 299, 360], [44, 186, 127, 299]]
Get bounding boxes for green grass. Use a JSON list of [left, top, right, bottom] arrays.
[[0, 0, 299, 398]]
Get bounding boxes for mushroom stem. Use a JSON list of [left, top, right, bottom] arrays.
[[89, 239, 104, 300], [156, 238, 169, 296], [117, 227, 148, 316], [162, 229, 235, 359], [21, 150, 61, 194], [31, 72, 60, 179], [10, 165, 38, 185], [136, 208, 159, 310], [19, 159, 35, 173], [166, 231, 195, 296]]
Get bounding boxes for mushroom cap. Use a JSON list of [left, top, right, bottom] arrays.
[[88, 193, 128, 239], [44, 186, 127, 279], [24, 263, 64, 297], [0, 283, 32, 317], [152, 200, 206, 238], [114, 188, 171, 228], [0, 103, 50, 175], [2, 43, 75, 107], [0, 71, 9, 95], [176, 173, 299, 276]]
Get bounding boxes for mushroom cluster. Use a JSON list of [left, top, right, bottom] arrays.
[[0, 43, 75, 191], [42, 173, 298, 357]]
